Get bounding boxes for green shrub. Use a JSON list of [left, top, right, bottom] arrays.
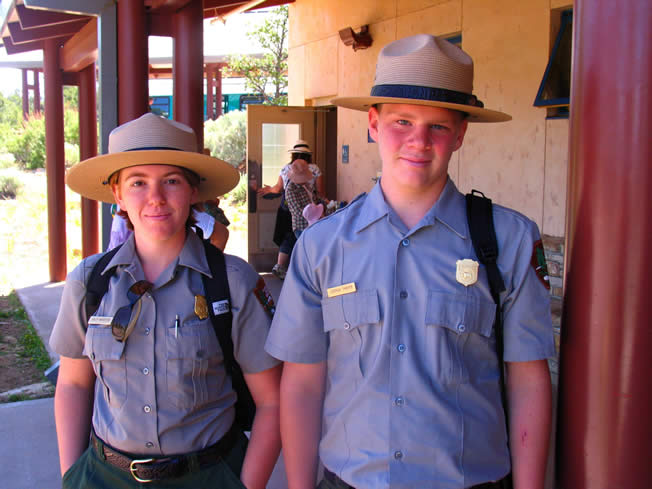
[[65, 142, 80, 166], [0, 152, 15, 169], [204, 111, 246, 168], [6, 116, 46, 170], [0, 174, 22, 199], [224, 173, 248, 205]]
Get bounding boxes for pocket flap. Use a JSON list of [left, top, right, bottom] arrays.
[[84, 326, 126, 361], [321, 289, 380, 332], [425, 291, 495, 337]]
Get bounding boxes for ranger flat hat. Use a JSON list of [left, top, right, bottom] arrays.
[[288, 139, 312, 154], [331, 34, 511, 123], [66, 113, 239, 203]]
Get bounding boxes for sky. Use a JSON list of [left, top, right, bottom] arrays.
[[0, 9, 277, 97]]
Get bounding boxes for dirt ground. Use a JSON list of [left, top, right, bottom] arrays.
[[0, 295, 46, 393]]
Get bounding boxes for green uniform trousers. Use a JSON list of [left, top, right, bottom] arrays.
[[62, 431, 248, 489]]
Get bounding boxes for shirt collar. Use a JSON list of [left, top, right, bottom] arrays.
[[421, 178, 468, 240], [354, 177, 468, 239], [103, 230, 212, 279], [354, 183, 390, 233]]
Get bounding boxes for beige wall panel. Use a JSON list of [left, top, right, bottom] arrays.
[[458, 0, 550, 228], [550, 0, 573, 9], [396, 1, 461, 38], [336, 108, 382, 202], [305, 36, 339, 99], [543, 118, 568, 237], [335, 19, 396, 202], [288, 45, 306, 106], [290, 0, 397, 48], [397, 0, 457, 17]]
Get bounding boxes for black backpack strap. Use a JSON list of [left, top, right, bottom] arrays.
[[200, 240, 256, 430], [465, 190, 513, 489], [465, 190, 505, 302], [85, 245, 122, 320]]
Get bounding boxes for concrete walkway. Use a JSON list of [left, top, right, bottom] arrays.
[[4, 275, 289, 489]]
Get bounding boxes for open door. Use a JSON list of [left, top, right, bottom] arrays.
[[246, 105, 337, 272]]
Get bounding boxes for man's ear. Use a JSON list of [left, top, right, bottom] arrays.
[[368, 106, 380, 142], [453, 119, 469, 152]]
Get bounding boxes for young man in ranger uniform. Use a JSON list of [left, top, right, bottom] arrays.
[[51, 113, 282, 489], [265, 35, 554, 489]]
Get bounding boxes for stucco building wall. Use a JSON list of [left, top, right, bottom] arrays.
[[287, 0, 572, 239]]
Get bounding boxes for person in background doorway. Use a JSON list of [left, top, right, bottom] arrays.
[[257, 140, 324, 280]]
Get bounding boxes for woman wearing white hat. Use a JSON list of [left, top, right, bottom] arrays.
[[257, 140, 325, 279], [51, 113, 281, 489]]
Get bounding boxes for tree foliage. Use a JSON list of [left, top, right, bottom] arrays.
[[204, 110, 247, 168], [227, 6, 288, 106], [0, 88, 80, 169]]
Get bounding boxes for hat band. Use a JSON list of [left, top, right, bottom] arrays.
[[124, 146, 184, 152], [370, 84, 484, 108]]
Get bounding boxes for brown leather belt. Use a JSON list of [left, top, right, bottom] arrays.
[[91, 424, 240, 483], [323, 468, 509, 489]]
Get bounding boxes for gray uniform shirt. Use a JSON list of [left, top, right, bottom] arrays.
[[265, 178, 555, 489], [51, 231, 279, 455]]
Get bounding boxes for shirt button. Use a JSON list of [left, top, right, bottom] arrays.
[[394, 450, 403, 460], [395, 396, 404, 406], [401, 238, 410, 247], [343, 322, 351, 330], [458, 324, 466, 333], [400, 290, 408, 299], [142, 367, 149, 375], [143, 405, 151, 413], [145, 442, 154, 448], [397, 344, 406, 353], [144, 328, 151, 335]]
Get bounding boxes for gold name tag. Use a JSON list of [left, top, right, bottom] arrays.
[[88, 316, 113, 326], [327, 282, 357, 298]]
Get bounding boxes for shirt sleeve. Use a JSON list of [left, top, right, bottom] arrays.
[[265, 233, 328, 364], [499, 213, 556, 362], [226, 255, 281, 374], [192, 210, 215, 239], [49, 256, 101, 358]]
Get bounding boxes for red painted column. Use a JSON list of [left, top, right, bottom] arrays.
[[206, 65, 214, 120], [43, 39, 67, 282], [21, 69, 29, 120], [556, 1, 651, 489], [33, 70, 41, 115], [215, 65, 223, 118], [118, 0, 148, 124], [79, 64, 99, 258], [173, 0, 204, 150]]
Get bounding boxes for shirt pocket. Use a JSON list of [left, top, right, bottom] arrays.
[[321, 289, 380, 378], [166, 317, 221, 410], [425, 291, 496, 384], [84, 325, 127, 409]]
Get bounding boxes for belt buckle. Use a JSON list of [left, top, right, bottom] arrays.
[[129, 458, 155, 483]]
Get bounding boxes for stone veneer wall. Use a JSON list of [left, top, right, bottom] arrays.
[[542, 234, 564, 377]]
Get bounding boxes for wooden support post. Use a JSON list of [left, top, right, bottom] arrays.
[[43, 39, 67, 282], [79, 63, 99, 258]]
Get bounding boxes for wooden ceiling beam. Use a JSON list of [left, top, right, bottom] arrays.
[[2, 35, 44, 54], [8, 18, 90, 44], [61, 17, 97, 72], [16, 4, 89, 29]]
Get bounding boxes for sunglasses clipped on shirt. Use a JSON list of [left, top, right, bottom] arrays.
[[111, 280, 153, 342]]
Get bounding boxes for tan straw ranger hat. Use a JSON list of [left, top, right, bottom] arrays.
[[66, 113, 239, 203], [331, 34, 511, 123]]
